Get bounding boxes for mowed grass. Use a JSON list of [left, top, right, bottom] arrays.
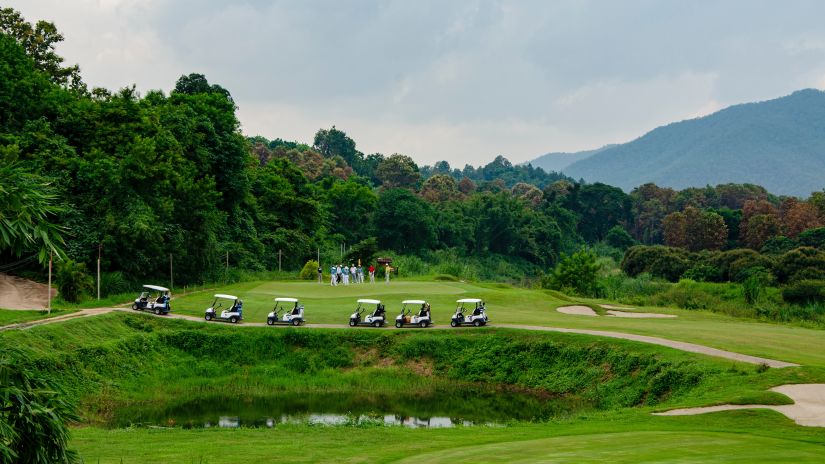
[[164, 279, 825, 367], [0, 308, 74, 326], [71, 410, 825, 463]]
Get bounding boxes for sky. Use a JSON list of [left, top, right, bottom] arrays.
[[7, 0, 825, 167]]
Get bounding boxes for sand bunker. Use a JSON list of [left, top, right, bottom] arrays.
[[556, 306, 598, 316], [0, 273, 55, 310], [606, 310, 677, 319], [600, 304, 635, 310], [654, 384, 825, 427], [557, 304, 676, 318]]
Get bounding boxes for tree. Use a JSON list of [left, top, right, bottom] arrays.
[[55, 259, 93, 303], [374, 189, 436, 252], [0, 353, 79, 463], [742, 214, 781, 250], [420, 174, 460, 202], [325, 180, 377, 244], [543, 249, 602, 297], [313, 126, 359, 166], [0, 153, 65, 263], [605, 225, 636, 250], [781, 199, 822, 238], [663, 207, 727, 251], [458, 177, 476, 195], [375, 153, 420, 189], [0, 7, 84, 90], [511, 182, 543, 207], [566, 183, 632, 243]]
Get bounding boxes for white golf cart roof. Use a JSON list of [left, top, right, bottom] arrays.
[[274, 297, 298, 302], [358, 299, 381, 304], [402, 300, 427, 304], [143, 284, 169, 292], [457, 298, 483, 303], [214, 294, 238, 300]]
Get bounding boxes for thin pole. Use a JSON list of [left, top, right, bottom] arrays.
[[97, 243, 101, 300], [317, 247, 321, 284], [169, 253, 173, 290], [278, 249, 282, 272], [47, 250, 52, 314]]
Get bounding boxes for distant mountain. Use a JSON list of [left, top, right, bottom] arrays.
[[562, 89, 825, 197], [527, 146, 613, 173]]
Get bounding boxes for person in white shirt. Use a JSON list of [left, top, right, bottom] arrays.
[[349, 265, 357, 284]]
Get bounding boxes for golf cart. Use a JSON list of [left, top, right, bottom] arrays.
[[131, 284, 172, 315], [395, 300, 433, 328], [349, 299, 386, 327], [267, 297, 305, 326], [204, 294, 243, 323], [450, 298, 488, 327]]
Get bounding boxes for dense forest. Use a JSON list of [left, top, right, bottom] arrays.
[[2, 7, 825, 313]]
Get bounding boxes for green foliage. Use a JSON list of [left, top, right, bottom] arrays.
[[299, 260, 320, 280], [605, 225, 636, 250], [775, 247, 825, 283], [544, 249, 603, 297], [99, 271, 130, 297], [621, 245, 691, 282], [374, 189, 436, 252], [782, 280, 825, 305], [798, 227, 825, 249], [55, 259, 93, 303], [743, 270, 771, 305], [0, 352, 79, 464]]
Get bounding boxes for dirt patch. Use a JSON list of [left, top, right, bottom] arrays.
[[654, 384, 825, 427], [405, 358, 434, 377], [0, 273, 55, 310], [556, 305, 598, 316]]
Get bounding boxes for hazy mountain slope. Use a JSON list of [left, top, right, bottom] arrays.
[[562, 89, 825, 196], [527, 146, 612, 172]]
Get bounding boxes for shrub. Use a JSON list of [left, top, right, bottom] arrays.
[[100, 271, 130, 297], [761, 236, 799, 255], [782, 280, 825, 305], [621, 246, 691, 282], [55, 260, 93, 303], [544, 249, 603, 297], [299, 260, 320, 280], [775, 247, 825, 283], [743, 270, 771, 305], [798, 227, 825, 249]]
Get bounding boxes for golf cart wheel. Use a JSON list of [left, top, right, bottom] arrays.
[[395, 321, 403, 328], [349, 320, 357, 327], [420, 321, 427, 328], [473, 320, 481, 327], [292, 319, 300, 326], [450, 320, 458, 327], [154, 308, 161, 315], [230, 316, 238, 324], [205, 314, 212, 321], [131, 303, 138, 310], [373, 321, 381, 328], [267, 319, 274, 326]]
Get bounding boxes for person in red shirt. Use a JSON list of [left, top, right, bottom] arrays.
[[368, 264, 375, 283]]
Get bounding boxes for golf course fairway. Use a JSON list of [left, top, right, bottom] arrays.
[[4, 279, 825, 463]]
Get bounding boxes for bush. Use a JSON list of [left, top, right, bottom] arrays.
[[544, 249, 603, 297], [761, 236, 799, 255], [100, 271, 131, 297], [798, 227, 825, 249], [782, 280, 825, 305], [743, 270, 771, 305], [621, 246, 691, 282], [682, 264, 720, 282], [55, 260, 93, 303], [775, 247, 825, 283], [299, 260, 320, 280]]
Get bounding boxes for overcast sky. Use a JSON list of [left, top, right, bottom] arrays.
[[8, 0, 825, 166]]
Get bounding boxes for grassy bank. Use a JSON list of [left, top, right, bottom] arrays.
[[0, 308, 75, 326]]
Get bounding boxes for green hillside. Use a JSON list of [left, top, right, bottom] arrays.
[[563, 89, 825, 196]]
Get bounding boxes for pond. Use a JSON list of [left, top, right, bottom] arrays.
[[108, 388, 589, 429]]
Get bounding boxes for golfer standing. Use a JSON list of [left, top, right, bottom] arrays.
[[368, 264, 375, 283], [330, 264, 337, 286], [385, 264, 391, 284]]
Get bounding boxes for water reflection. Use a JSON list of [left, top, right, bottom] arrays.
[[111, 389, 588, 429], [197, 414, 497, 429]]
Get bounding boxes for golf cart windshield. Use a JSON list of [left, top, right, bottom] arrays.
[[213, 294, 238, 309]]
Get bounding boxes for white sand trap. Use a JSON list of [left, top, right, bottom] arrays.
[[606, 310, 677, 319], [600, 304, 635, 310], [654, 384, 825, 427], [556, 305, 598, 316]]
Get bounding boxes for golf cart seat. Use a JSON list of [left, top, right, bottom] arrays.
[[291, 305, 301, 315], [472, 307, 482, 316]]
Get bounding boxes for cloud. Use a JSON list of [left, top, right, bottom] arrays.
[[7, 0, 825, 165]]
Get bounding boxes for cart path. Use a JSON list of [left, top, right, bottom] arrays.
[[0, 309, 798, 368]]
